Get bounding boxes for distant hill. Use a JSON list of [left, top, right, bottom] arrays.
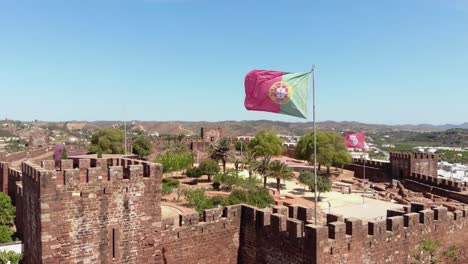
[[75, 120, 468, 137], [3, 119, 468, 139]]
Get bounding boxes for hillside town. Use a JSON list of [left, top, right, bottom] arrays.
[[1, 0, 467, 263]]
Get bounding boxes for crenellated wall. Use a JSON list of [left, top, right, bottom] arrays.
[[5, 155, 468, 264], [161, 205, 242, 264], [390, 152, 438, 179], [16, 158, 163, 264], [235, 204, 468, 264], [344, 159, 391, 182], [317, 206, 468, 263]]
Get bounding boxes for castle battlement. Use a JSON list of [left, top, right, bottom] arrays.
[[390, 152, 412, 159], [16, 158, 162, 194], [409, 172, 467, 191]]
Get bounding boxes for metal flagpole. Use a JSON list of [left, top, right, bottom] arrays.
[[312, 65, 318, 225], [124, 121, 127, 155]]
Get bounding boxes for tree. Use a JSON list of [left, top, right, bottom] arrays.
[[89, 129, 124, 154], [186, 167, 203, 184], [0, 193, 15, 226], [295, 131, 352, 174], [235, 141, 249, 154], [155, 150, 193, 174], [267, 161, 294, 193], [199, 160, 220, 182], [298, 172, 332, 200], [257, 155, 271, 188], [132, 136, 153, 159], [241, 150, 259, 179], [250, 131, 283, 156], [209, 138, 232, 173], [333, 150, 352, 170]]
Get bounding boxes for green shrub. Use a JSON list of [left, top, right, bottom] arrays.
[[162, 178, 180, 188], [0, 225, 14, 243], [0, 193, 15, 226], [183, 187, 274, 215], [186, 167, 203, 178], [0, 250, 23, 264], [162, 183, 174, 196], [212, 181, 221, 191]]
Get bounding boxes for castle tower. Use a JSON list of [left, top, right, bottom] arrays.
[[17, 158, 162, 263]]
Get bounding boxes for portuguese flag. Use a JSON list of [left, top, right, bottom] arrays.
[[244, 69, 310, 119]]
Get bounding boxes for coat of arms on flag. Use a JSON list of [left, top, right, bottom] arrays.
[[345, 132, 366, 149]]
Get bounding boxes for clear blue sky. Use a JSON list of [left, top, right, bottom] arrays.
[[0, 0, 467, 124]]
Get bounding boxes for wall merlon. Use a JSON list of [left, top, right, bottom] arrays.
[[386, 216, 404, 235], [368, 220, 386, 240], [288, 205, 298, 219], [328, 221, 346, 240], [327, 213, 344, 224], [433, 207, 448, 221], [38, 169, 57, 191], [462, 209, 468, 218], [287, 218, 303, 239], [179, 213, 199, 226], [403, 213, 419, 229], [419, 209, 434, 224], [304, 224, 328, 245], [78, 159, 91, 170], [255, 208, 271, 228], [223, 204, 241, 219], [203, 207, 224, 223], [272, 205, 288, 217], [297, 206, 313, 222], [241, 205, 257, 223], [60, 160, 73, 171], [86, 167, 101, 183], [270, 213, 287, 233], [453, 210, 463, 221], [128, 165, 143, 179], [63, 169, 80, 187], [344, 218, 363, 237], [108, 166, 124, 181]]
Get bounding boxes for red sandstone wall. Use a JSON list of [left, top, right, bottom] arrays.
[[317, 207, 468, 263], [344, 164, 391, 183], [238, 205, 316, 264], [19, 158, 162, 264], [160, 206, 241, 264], [236, 204, 468, 264]]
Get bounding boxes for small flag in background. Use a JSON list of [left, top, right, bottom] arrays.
[[244, 69, 310, 119], [345, 132, 366, 149]]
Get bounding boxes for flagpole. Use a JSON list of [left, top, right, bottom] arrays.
[[312, 64, 317, 225]]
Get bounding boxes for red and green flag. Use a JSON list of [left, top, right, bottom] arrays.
[[244, 69, 310, 118]]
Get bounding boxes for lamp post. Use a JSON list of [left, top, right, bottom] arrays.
[[362, 154, 367, 204]]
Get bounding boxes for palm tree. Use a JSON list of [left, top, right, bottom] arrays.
[[267, 160, 294, 193], [242, 150, 258, 179], [257, 155, 271, 187], [209, 138, 232, 173]]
